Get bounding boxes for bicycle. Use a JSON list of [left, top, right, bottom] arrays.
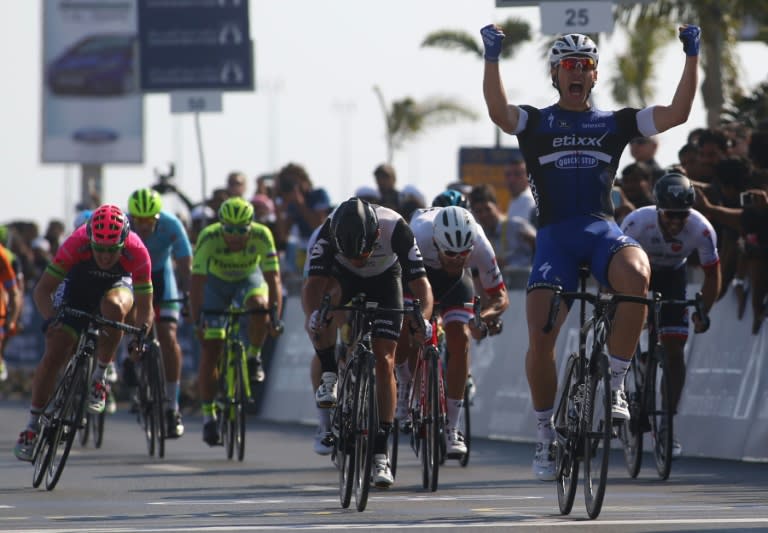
[[31, 306, 146, 491], [545, 267, 654, 519], [201, 302, 282, 461], [321, 293, 417, 512], [621, 292, 707, 481]]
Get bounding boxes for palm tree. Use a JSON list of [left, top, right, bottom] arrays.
[[614, 1, 768, 128], [421, 17, 532, 146], [373, 86, 478, 164]]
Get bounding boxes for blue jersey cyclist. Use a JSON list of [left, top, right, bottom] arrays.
[[481, 24, 701, 480], [127, 188, 193, 439]]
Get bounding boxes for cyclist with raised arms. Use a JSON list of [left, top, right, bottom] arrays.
[[303, 197, 433, 488], [189, 197, 282, 446], [127, 187, 193, 438], [397, 205, 508, 457], [14, 204, 154, 461], [481, 23, 700, 480], [621, 173, 720, 456]]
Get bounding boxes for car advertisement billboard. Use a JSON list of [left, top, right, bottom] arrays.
[[459, 146, 523, 212], [42, 0, 143, 164]]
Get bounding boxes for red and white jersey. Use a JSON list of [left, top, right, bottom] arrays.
[[620, 206, 719, 270], [409, 207, 504, 293]]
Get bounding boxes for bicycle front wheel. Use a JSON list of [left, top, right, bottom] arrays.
[[621, 354, 643, 478], [46, 362, 88, 490], [583, 352, 612, 520], [353, 356, 376, 512], [147, 342, 167, 459], [33, 424, 53, 488], [234, 346, 248, 462], [650, 345, 673, 480], [459, 378, 471, 467], [422, 352, 441, 492], [554, 353, 579, 515], [337, 369, 355, 509], [93, 411, 105, 449]]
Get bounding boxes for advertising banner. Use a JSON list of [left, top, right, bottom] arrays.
[[42, 0, 143, 163]]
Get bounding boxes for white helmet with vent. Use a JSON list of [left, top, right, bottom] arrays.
[[549, 33, 599, 66], [432, 206, 476, 253]]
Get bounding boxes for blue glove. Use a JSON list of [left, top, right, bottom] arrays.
[[480, 24, 505, 63], [679, 25, 701, 56]]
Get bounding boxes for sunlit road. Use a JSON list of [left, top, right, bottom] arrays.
[[1, 401, 767, 532]]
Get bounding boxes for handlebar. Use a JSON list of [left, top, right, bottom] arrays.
[[657, 291, 709, 332], [542, 287, 657, 334], [201, 301, 284, 334]]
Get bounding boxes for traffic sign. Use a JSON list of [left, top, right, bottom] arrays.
[[540, 1, 613, 34], [170, 91, 223, 113], [138, 0, 254, 92]]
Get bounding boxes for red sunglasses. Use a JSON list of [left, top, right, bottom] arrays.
[[559, 57, 597, 71]]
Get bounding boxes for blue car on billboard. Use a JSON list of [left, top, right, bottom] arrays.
[[47, 34, 136, 96]]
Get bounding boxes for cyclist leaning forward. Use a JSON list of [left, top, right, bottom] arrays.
[[302, 197, 433, 488], [189, 197, 283, 447], [396, 205, 509, 457], [620, 173, 720, 457], [127, 187, 193, 438], [14, 204, 154, 461]]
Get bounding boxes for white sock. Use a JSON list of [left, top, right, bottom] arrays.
[[535, 407, 554, 442], [446, 398, 464, 430], [165, 382, 180, 411], [610, 355, 631, 390], [317, 407, 330, 432]]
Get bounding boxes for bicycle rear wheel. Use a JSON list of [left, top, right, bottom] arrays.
[[92, 411, 105, 449], [390, 417, 399, 479], [621, 354, 643, 478], [32, 424, 53, 488], [554, 353, 580, 515], [458, 378, 471, 467], [583, 352, 612, 520], [78, 412, 91, 447], [337, 369, 355, 509], [422, 352, 440, 492], [139, 365, 157, 457], [46, 362, 88, 490], [353, 355, 376, 512], [650, 345, 673, 480]]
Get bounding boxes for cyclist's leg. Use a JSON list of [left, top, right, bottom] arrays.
[[594, 221, 650, 420], [154, 266, 183, 413], [304, 275, 344, 408], [240, 270, 269, 384], [394, 325, 416, 426]]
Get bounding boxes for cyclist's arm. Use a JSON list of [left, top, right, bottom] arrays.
[[483, 60, 521, 135], [33, 271, 61, 320], [189, 273, 206, 326], [301, 275, 334, 318], [263, 269, 282, 319], [700, 263, 721, 315], [132, 290, 154, 333], [406, 276, 433, 323], [482, 285, 509, 323], [5, 279, 21, 327], [175, 256, 191, 293], [651, 47, 698, 133]]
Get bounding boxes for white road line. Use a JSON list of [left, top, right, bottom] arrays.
[[144, 464, 204, 473]]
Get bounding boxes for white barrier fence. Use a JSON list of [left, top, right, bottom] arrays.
[[261, 286, 768, 462]]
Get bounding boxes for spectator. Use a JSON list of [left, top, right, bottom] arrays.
[[619, 162, 655, 208], [251, 193, 277, 238], [43, 220, 65, 255], [30, 237, 51, 285], [504, 154, 536, 224], [678, 143, 703, 180], [628, 136, 665, 181], [354, 185, 381, 204], [255, 173, 275, 198], [188, 205, 215, 246], [274, 162, 331, 275], [226, 171, 247, 198], [399, 185, 426, 222], [373, 163, 401, 213], [696, 129, 730, 183], [468, 184, 535, 278]]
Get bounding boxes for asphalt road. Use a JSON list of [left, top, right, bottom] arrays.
[[1, 400, 767, 532]]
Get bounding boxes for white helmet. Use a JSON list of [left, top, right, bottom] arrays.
[[433, 206, 475, 253], [549, 33, 599, 66]]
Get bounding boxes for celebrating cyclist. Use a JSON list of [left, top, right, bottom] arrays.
[[189, 197, 282, 446], [14, 204, 154, 461], [621, 173, 720, 457], [481, 23, 700, 480], [397, 205, 508, 457], [127, 188, 193, 438], [302, 197, 433, 488]]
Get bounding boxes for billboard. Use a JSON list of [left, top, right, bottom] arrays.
[[42, 0, 143, 164], [459, 146, 523, 212]]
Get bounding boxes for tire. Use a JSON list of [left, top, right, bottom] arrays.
[[33, 424, 53, 488], [234, 349, 248, 462], [422, 353, 440, 492], [337, 369, 354, 509], [147, 342, 166, 459], [583, 352, 612, 520], [46, 361, 88, 491], [555, 353, 579, 515], [459, 379, 471, 467], [621, 354, 643, 478], [93, 411, 105, 449], [78, 411, 91, 447], [390, 417, 399, 480], [651, 345, 673, 480], [353, 356, 376, 512]]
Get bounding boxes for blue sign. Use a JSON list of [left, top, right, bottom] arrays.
[[138, 0, 253, 91]]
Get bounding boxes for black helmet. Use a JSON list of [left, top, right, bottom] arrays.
[[331, 197, 379, 258], [654, 173, 695, 210], [432, 189, 468, 209]]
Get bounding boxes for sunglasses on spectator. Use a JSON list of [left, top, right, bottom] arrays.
[[559, 57, 597, 71], [222, 224, 250, 235], [91, 243, 123, 254], [661, 210, 690, 220], [440, 247, 472, 258]]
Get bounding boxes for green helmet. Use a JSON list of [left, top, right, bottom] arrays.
[[0, 225, 7, 246], [218, 197, 254, 226], [128, 188, 163, 217]]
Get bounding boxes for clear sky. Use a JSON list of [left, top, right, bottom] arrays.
[[2, 1, 767, 231]]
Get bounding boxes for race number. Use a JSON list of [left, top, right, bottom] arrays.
[[540, 1, 614, 34]]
